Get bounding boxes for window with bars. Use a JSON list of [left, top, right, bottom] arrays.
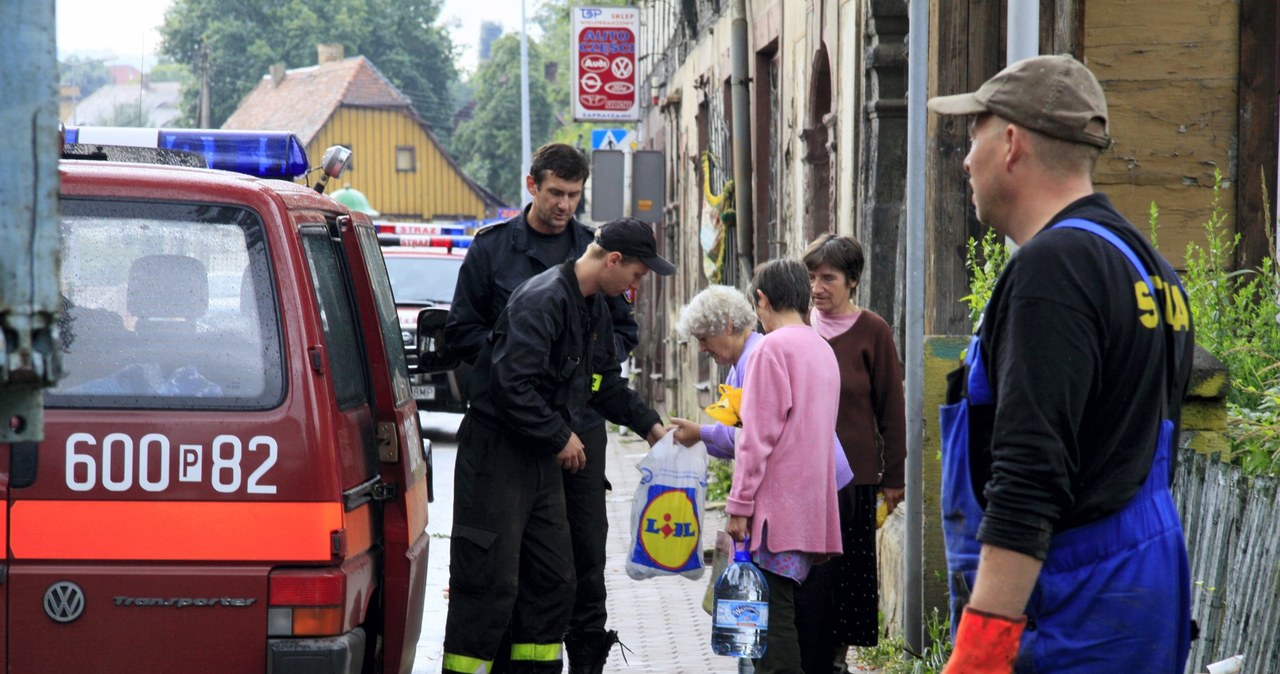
[[706, 80, 732, 196], [766, 57, 781, 260]]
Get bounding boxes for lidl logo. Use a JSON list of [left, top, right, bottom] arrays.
[[631, 487, 700, 572]]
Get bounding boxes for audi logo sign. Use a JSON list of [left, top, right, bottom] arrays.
[[581, 55, 609, 72], [44, 581, 86, 623]]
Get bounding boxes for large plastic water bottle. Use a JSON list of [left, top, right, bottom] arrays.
[[711, 537, 769, 658]]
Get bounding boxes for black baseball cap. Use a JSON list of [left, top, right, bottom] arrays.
[[595, 218, 676, 276]]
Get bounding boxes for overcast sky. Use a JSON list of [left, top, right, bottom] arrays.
[[55, 0, 527, 73]]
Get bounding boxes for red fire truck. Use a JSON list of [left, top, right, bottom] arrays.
[[17, 127, 430, 673]]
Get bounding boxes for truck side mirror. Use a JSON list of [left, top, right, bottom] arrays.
[[414, 307, 459, 374]]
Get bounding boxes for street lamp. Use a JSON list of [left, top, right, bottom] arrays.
[[520, 0, 532, 207]]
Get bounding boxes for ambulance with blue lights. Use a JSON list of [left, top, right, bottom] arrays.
[[24, 127, 430, 673]]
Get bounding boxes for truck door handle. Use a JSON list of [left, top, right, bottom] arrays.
[[11, 441, 37, 488]]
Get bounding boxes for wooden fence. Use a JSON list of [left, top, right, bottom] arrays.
[[1175, 449, 1280, 673]]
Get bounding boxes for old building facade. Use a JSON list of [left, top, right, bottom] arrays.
[[630, 0, 911, 418], [629, 0, 1276, 440]]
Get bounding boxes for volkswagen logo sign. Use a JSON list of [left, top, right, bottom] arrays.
[[44, 581, 85, 623]]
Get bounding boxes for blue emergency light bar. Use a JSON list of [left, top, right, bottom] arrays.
[[374, 222, 469, 237], [377, 233, 473, 251], [65, 127, 310, 179]]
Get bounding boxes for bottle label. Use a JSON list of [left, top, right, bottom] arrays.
[[713, 599, 769, 630]]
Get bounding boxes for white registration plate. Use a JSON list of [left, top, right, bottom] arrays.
[[411, 385, 435, 400]]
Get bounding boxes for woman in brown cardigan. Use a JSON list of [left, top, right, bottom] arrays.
[[799, 234, 907, 673]]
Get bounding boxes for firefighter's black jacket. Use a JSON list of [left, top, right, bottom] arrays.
[[445, 207, 639, 366], [466, 260, 660, 454]]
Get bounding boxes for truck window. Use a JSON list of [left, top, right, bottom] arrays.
[[355, 226, 412, 406], [300, 228, 370, 410], [48, 200, 285, 409]]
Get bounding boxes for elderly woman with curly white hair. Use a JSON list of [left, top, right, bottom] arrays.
[[674, 281, 855, 666], [669, 285, 763, 456]]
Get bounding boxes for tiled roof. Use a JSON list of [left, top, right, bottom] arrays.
[[223, 56, 412, 144]]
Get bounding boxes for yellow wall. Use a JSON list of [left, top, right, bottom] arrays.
[[1087, 0, 1239, 268], [310, 107, 490, 221]]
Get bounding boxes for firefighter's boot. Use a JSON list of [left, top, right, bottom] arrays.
[[564, 629, 620, 674]]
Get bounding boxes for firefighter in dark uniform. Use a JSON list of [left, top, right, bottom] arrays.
[[441, 218, 674, 674], [444, 143, 638, 673]]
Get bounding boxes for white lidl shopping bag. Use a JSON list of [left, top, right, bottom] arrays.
[[626, 434, 708, 580]]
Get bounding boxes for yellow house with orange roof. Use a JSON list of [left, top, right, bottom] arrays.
[[223, 44, 503, 221]]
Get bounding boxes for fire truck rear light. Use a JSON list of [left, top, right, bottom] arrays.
[[65, 126, 310, 179], [270, 569, 344, 605], [267, 607, 293, 637], [291, 607, 345, 636]]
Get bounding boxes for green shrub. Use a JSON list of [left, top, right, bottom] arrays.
[[706, 457, 734, 503], [1178, 169, 1280, 475], [850, 607, 953, 673], [960, 228, 1010, 328]]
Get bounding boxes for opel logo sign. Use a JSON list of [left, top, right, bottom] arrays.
[[44, 581, 85, 623]]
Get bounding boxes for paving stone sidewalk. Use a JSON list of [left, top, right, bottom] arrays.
[[600, 430, 740, 673]]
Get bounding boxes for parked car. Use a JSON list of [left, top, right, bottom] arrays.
[[376, 227, 470, 414]]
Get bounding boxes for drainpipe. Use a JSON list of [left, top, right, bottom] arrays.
[[1007, 0, 1039, 64], [903, 0, 929, 655], [730, 0, 754, 283]]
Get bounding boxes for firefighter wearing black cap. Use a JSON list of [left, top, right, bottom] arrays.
[[441, 218, 676, 674], [445, 143, 639, 673]]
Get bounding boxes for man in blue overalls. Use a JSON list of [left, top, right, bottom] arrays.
[[928, 55, 1196, 672]]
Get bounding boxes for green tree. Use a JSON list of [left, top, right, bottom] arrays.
[[159, 0, 459, 145], [453, 33, 555, 205], [147, 60, 193, 85], [59, 56, 111, 99], [106, 102, 153, 127]]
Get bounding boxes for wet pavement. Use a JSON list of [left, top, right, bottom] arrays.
[[410, 414, 739, 673]]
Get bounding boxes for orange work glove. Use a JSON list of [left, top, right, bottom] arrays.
[[941, 606, 1027, 674]]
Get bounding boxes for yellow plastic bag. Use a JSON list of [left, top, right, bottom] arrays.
[[704, 384, 742, 427]]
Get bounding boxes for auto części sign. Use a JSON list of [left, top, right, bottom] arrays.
[[572, 6, 640, 122]]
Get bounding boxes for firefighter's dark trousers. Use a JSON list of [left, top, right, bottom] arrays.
[[442, 417, 576, 674], [564, 423, 609, 636]]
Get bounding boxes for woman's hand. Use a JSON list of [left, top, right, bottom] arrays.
[[882, 486, 905, 515], [726, 515, 749, 543], [669, 417, 702, 446]]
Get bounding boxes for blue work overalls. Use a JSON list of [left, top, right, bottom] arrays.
[[939, 219, 1192, 672]]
